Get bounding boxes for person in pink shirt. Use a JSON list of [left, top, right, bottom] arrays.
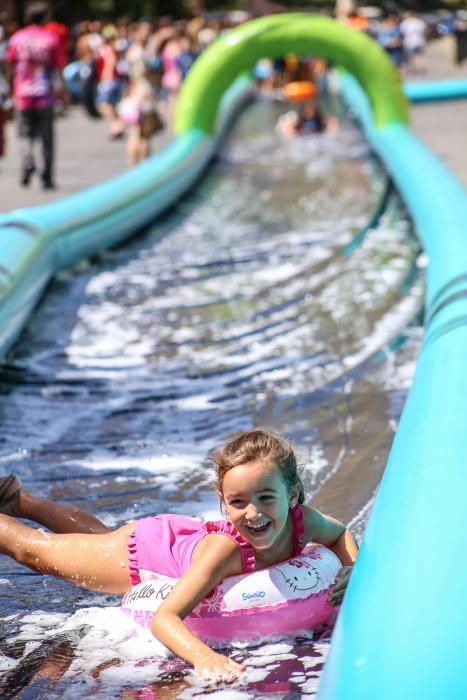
[[5, 3, 66, 189]]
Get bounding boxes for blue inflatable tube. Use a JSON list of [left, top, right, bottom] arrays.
[[0, 76, 253, 357], [318, 75, 467, 700], [405, 78, 467, 102]]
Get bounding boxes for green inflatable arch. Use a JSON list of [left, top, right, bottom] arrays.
[[175, 14, 409, 135]]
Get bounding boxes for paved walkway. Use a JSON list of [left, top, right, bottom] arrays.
[[408, 35, 467, 186], [0, 106, 172, 213], [1, 35, 467, 215]]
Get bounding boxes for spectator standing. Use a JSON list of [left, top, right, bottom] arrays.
[[335, 0, 355, 24], [0, 25, 9, 161], [453, 12, 467, 65], [73, 21, 101, 119], [400, 11, 427, 74], [122, 21, 162, 166], [347, 12, 370, 33], [94, 24, 124, 139], [377, 15, 403, 68], [177, 35, 199, 81], [74, 21, 95, 64], [44, 12, 72, 115], [114, 20, 131, 83], [5, 3, 66, 189], [0, 96, 4, 162], [197, 19, 220, 50], [160, 32, 182, 127], [0, 23, 8, 61], [44, 13, 72, 65]]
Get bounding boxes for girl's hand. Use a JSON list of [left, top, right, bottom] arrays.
[[194, 650, 245, 684], [328, 565, 353, 606]]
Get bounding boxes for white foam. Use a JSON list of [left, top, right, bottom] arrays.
[[0, 654, 19, 673]]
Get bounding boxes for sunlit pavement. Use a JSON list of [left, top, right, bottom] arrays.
[[408, 35, 467, 187]]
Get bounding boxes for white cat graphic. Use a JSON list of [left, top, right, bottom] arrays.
[[270, 558, 321, 598]]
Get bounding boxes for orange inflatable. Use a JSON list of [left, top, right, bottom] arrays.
[[284, 81, 318, 102]]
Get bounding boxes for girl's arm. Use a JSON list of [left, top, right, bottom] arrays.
[[303, 506, 359, 605], [150, 534, 245, 683], [329, 526, 358, 566]]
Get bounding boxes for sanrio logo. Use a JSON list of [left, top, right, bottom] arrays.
[[241, 590, 266, 601]]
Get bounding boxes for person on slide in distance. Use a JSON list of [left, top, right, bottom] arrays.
[[0, 428, 358, 684], [278, 100, 338, 138]]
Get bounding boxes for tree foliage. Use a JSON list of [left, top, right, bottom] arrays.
[[28, 0, 467, 25]]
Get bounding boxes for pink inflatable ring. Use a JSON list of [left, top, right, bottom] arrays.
[[121, 544, 340, 643]]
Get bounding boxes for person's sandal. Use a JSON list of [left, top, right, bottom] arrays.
[[0, 474, 21, 516]]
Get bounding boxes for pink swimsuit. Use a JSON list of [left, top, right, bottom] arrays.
[[128, 504, 305, 586]]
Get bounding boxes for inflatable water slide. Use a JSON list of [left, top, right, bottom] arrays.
[[0, 14, 466, 699]]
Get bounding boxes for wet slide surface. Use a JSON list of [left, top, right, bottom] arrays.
[[0, 98, 423, 698]]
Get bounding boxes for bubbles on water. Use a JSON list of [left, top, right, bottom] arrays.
[[0, 605, 330, 698]]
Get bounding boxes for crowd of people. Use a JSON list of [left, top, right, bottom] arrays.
[[374, 10, 427, 73], [70, 15, 225, 154], [0, 5, 239, 187], [0, 5, 461, 191]]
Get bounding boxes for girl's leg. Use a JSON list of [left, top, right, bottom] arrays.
[[139, 135, 149, 162], [127, 124, 141, 167], [16, 491, 111, 534], [0, 515, 135, 594], [2, 477, 110, 534]]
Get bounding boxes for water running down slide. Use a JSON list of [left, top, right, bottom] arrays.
[[0, 14, 466, 699], [0, 96, 422, 698]]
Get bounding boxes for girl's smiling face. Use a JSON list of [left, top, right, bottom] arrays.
[[221, 459, 298, 555]]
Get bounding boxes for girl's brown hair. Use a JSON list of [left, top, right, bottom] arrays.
[[209, 427, 305, 503]]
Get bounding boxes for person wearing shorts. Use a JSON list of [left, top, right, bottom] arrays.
[[95, 25, 124, 139], [400, 11, 427, 74]]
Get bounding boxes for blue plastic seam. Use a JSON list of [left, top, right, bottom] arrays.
[[341, 177, 394, 257], [2, 221, 42, 237], [428, 272, 467, 309], [425, 289, 467, 328], [422, 313, 467, 350]]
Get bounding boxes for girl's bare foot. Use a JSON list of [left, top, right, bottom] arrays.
[[0, 474, 21, 516]]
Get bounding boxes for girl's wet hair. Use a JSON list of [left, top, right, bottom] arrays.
[[209, 427, 305, 503]]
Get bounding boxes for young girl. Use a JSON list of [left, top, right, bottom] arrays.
[[0, 428, 358, 684]]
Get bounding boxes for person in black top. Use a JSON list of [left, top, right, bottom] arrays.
[[277, 100, 338, 138]]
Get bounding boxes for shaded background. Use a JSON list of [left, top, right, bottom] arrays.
[[2, 1, 467, 27]]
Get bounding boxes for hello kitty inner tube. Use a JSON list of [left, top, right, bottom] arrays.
[[121, 544, 341, 643]]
